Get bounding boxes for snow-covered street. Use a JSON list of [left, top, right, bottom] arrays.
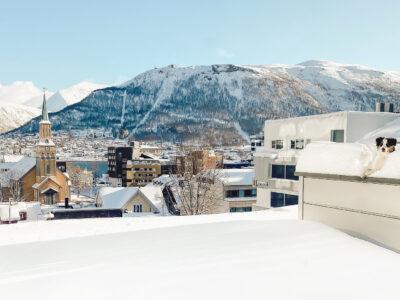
[[1, 208, 399, 300]]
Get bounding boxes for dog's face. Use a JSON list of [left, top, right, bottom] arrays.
[[376, 137, 397, 153]]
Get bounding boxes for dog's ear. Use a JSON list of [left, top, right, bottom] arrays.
[[387, 138, 397, 147], [376, 137, 384, 147]]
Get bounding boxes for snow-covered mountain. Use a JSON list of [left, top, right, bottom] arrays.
[[0, 81, 53, 106], [0, 104, 40, 133], [46, 81, 109, 112], [11, 61, 400, 143]]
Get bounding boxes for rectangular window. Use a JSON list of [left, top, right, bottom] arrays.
[[243, 189, 256, 197], [295, 139, 304, 149], [133, 204, 143, 213], [330, 130, 344, 143], [271, 164, 285, 179], [285, 165, 299, 181], [271, 192, 298, 207], [271, 192, 285, 207], [290, 139, 304, 149], [226, 190, 240, 198], [285, 194, 298, 206], [271, 140, 283, 149], [230, 207, 252, 213]]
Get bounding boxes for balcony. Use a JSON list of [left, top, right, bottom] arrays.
[[267, 179, 299, 193]]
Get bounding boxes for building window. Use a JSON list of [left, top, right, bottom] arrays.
[[272, 164, 298, 181], [271, 140, 283, 149], [243, 189, 257, 197], [290, 139, 305, 149], [230, 207, 252, 213], [331, 130, 344, 143], [271, 192, 298, 207], [285, 165, 298, 180], [133, 204, 143, 213], [226, 190, 240, 198], [271, 164, 285, 179]]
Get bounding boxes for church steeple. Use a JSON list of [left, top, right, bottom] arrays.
[[41, 88, 49, 122]]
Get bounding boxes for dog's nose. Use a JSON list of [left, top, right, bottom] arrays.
[[382, 148, 386, 152]]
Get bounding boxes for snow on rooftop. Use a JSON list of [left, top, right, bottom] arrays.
[[97, 187, 139, 209], [296, 142, 372, 177], [219, 168, 254, 185], [139, 183, 165, 212], [0, 208, 400, 299]]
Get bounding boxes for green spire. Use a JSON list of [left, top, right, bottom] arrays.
[[41, 88, 49, 121]]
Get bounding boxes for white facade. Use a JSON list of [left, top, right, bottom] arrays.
[[254, 111, 399, 210], [297, 175, 400, 252]]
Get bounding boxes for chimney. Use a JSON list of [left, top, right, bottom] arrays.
[[375, 102, 394, 113]]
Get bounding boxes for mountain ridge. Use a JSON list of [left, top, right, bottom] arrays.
[[8, 61, 400, 144]]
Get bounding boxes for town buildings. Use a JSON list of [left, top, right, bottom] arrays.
[[0, 93, 70, 204]]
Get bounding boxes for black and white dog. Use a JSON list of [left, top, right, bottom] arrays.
[[365, 137, 397, 176]]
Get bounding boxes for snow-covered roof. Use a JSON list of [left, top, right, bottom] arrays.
[[218, 168, 254, 186], [97, 187, 139, 209], [139, 184, 165, 212], [296, 141, 400, 180], [97, 186, 163, 213], [296, 142, 371, 177], [0, 157, 35, 186]]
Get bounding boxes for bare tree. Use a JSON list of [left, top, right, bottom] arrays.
[[171, 169, 221, 215], [69, 167, 93, 198], [0, 168, 25, 224]]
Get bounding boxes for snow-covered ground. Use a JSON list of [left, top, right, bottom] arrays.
[[1, 207, 400, 299]]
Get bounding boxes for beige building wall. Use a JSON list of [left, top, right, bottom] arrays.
[[300, 176, 400, 251], [123, 192, 154, 213]]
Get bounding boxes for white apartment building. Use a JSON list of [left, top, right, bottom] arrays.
[[253, 111, 399, 210]]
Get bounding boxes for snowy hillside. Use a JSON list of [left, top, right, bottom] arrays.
[[46, 81, 108, 112], [0, 81, 53, 105], [1, 209, 400, 300], [12, 61, 400, 143], [0, 104, 40, 133]]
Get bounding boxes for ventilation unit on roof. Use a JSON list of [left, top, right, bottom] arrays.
[[375, 102, 394, 113]]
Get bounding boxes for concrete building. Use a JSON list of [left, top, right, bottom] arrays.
[[126, 159, 162, 187], [219, 169, 257, 212], [107, 146, 133, 187], [254, 111, 399, 210], [176, 150, 223, 177], [295, 133, 400, 251]]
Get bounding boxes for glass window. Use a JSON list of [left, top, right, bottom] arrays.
[[230, 207, 252, 213], [295, 139, 304, 149], [290, 140, 295, 149], [271, 192, 285, 207], [271, 164, 285, 179], [285, 194, 298, 206], [285, 165, 299, 181], [271, 140, 283, 149], [331, 130, 344, 143], [226, 190, 239, 198], [244, 189, 256, 197]]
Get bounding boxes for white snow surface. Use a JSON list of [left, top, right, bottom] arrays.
[[46, 81, 108, 112], [296, 142, 373, 177], [0, 81, 53, 105], [97, 187, 139, 209], [1, 207, 400, 300], [219, 168, 255, 185], [0, 104, 41, 133]]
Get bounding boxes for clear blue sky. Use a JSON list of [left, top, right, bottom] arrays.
[[1, 0, 400, 90]]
